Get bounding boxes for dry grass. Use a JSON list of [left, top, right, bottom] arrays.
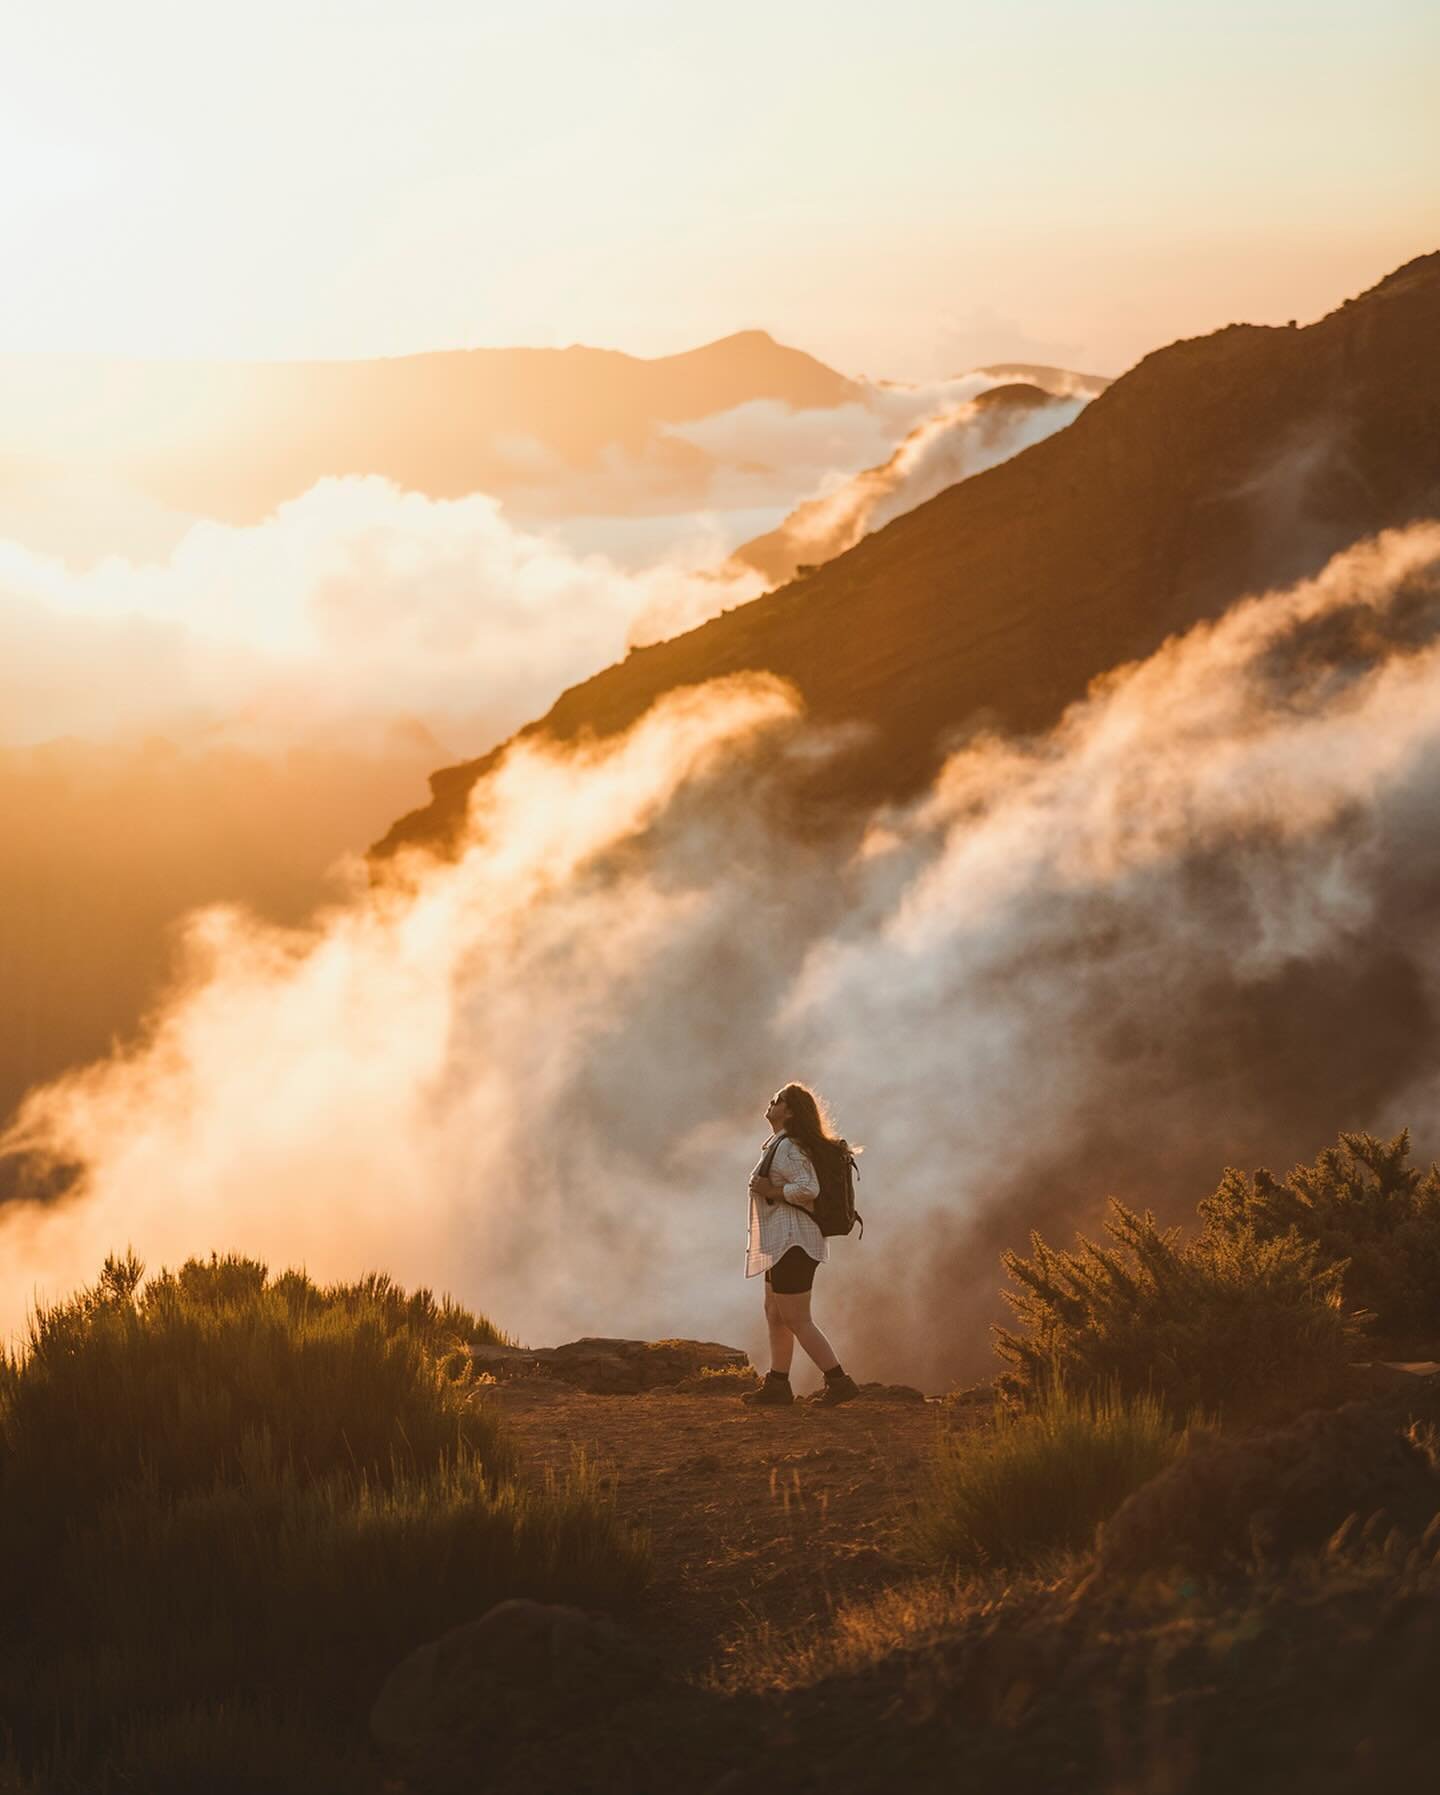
[[705, 1531, 1440, 1791], [902, 1379, 1193, 1572], [710, 1567, 1058, 1695], [673, 1364, 762, 1394]]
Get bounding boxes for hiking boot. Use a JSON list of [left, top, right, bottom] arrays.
[[742, 1372, 794, 1406], [810, 1372, 861, 1406]]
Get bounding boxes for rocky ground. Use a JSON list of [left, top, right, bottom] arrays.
[[481, 1372, 959, 1675], [367, 1343, 1440, 1795]]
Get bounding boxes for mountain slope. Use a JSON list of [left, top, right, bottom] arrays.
[[376, 253, 1440, 862]]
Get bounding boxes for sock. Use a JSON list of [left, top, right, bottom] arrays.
[[767, 1368, 791, 1383], [824, 1364, 847, 1383]]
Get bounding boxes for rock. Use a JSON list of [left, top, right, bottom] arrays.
[[1343, 1360, 1440, 1401], [1095, 1397, 1440, 1580], [944, 1379, 1001, 1409], [370, 1599, 655, 1789], [469, 1336, 750, 1394], [857, 1381, 928, 1402]]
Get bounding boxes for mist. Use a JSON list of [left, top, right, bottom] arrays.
[[6, 525, 1440, 1388], [0, 365, 1099, 1153], [0, 481, 763, 758], [729, 388, 1088, 585]]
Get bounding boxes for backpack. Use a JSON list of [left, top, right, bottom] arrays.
[[816, 1140, 864, 1239], [765, 1133, 864, 1239]]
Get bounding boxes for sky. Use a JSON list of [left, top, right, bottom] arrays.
[[3, 0, 1435, 378]]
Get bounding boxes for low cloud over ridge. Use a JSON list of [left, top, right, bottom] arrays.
[[5, 527, 1440, 1388]]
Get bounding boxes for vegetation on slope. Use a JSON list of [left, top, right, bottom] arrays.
[[1198, 1128, 1440, 1344], [3, 1121, 1439, 1790], [994, 1128, 1440, 1424], [906, 1380, 1191, 1571], [0, 1254, 647, 1793]]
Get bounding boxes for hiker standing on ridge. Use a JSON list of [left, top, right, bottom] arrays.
[[743, 1082, 861, 1407]]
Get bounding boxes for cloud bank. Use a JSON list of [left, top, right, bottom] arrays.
[[0, 480, 764, 757], [0, 369, 1087, 756], [6, 526, 1440, 1390]]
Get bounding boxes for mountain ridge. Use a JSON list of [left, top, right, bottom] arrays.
[[374, 250, 1440, 864], [0, 329, 861, 527]]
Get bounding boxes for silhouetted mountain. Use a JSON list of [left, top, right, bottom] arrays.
[[376, 254, 1440, 864], [0, 331, 859, 528], [975, 361, 1113, 396]]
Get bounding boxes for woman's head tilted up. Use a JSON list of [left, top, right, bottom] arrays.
[[765, 1081, 861, 1172]]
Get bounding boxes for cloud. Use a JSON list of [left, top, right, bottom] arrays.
[[660, 375, 1035, 513], [731, 389, 1087, 584], [0, 370, 1095, 764], [5, 527, 1440, 1392], [0, 377, 1064, 756], [0, 675, 805, 1338], [0, 479, 764, 756]]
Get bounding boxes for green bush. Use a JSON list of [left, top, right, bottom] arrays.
[[905, 1380, 1188, 1571], [151, 1252, 510, 1352], [0, 1255, 647, 1792], [0, 1251, 515, 1603], [994, 1201, 1357, 1423], [1199, 1129, 1440, 1343]]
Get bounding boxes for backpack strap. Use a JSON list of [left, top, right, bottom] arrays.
[[765, 1133, 823, 1218], [756, 1132, 787, 1181]]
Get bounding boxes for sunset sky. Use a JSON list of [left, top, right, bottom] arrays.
[[5, 0, 1434, 377]]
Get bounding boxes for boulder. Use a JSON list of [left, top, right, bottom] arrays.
[[1095, 1395, 1440, 1580], [469, 1336, 751, 1394], [371, 1599, 655, 1790]]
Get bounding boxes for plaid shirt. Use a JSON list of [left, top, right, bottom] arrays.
[[745, 1133, 827, 1278]]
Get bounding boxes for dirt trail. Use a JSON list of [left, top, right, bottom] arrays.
[[482, 1382, 962, 1673]]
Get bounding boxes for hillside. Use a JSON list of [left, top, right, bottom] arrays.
[[0, 330, 859, 528], [375, 253, 1440, 863]]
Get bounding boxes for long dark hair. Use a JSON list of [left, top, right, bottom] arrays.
[[778, 1082, 860, 1175]]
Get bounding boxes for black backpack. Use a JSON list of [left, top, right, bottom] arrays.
[[765, 1133, 864, 1239]]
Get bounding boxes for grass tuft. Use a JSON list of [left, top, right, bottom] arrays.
[[904, 1378, 1191, 1572]]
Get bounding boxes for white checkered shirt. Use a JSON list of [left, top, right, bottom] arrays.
[[746, 1133, 827, 1278]]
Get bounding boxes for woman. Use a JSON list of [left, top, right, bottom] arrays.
[[742, 1082, 860, 1407]]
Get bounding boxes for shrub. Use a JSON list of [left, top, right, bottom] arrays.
[[0, 1251, 515, 1606], [2, 1454, 646, 1767], [1199, 1129, 1440, 1343], [905, 1379, 1189, 1571], [0, 1255, 647, 1791], [994, 1200, 1357, 1422], [153, 1252, 511, 1352]]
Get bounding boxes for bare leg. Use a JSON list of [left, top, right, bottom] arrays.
[[764, 1285, 796, 1374], [773, 1289, 839, 1373]]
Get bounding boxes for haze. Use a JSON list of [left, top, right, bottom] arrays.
[[5, 0, 1434, 377]]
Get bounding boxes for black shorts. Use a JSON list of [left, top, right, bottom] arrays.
[[765, 1246, 819, 1295]]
